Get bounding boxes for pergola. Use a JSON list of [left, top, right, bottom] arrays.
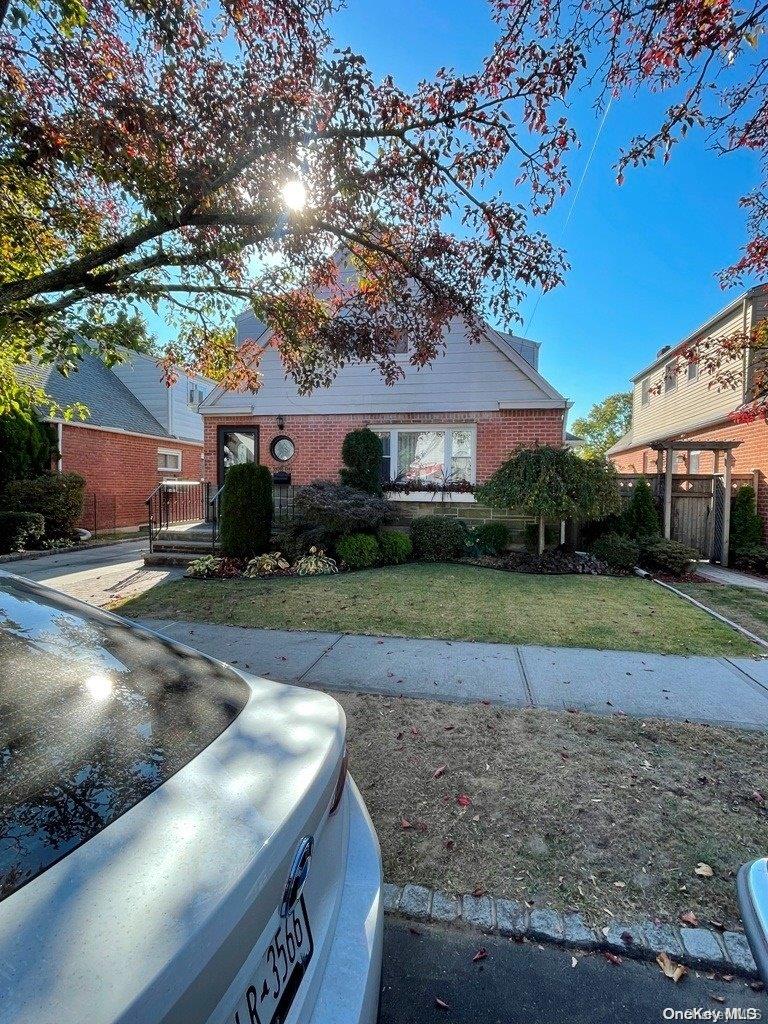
[[650, 440, 742, 565]]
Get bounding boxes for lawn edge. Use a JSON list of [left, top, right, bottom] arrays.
[[382, 883, 759, 980], [650, 575, 768, 653]]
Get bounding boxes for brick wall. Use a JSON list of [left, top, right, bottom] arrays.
[[61, 424, 204, 530], [608, 417, 768, 540], [203, 408, 565, 487]]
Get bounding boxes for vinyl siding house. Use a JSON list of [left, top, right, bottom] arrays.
[[19, 351, 214, 531], [607, 285, 768, 541], [200, 311, 572, 539]]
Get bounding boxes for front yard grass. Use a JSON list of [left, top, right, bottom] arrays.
[[338, 692, 768, 928], [118, 563, 758, 656], [677, 578, 768, 644]]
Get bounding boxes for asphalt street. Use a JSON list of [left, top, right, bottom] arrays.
[[380, 919, 767, 1024]]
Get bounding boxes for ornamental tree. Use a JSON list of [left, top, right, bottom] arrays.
[[0, 0, 579, 414], [476, 444, 620, 552]]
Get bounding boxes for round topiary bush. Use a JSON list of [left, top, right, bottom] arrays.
[[411, 516, 466, 561], [590, 532, 639, 572], [378, 529, 413, 565], [339, 428, 384, 495], [476, 521, 510, 554], [219, 463, 273, 559], [336, 532, 381, 569]]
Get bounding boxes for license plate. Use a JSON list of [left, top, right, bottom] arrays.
[[232, 897, 314, 1024]]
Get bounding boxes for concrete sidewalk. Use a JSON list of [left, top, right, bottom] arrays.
[[140, 618, 768, 730]]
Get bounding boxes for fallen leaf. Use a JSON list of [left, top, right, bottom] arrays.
[[709, 919, 725, 931], [456, 794, 472, 807], [709, 994, 725, 1004], [603, 951, 622, 966], [400, 818, 411, 830], [471, 886, 486, 898], [752, 790, 765, 806], [435, 997, 451, 1011], [656, 952, 688, 983], [445, 839, 455, 851], [409, 926, 421, 936], [679, 911, 699, 927], [433, 764, 447, 779], [472, 947, 488, 963], [749, 981, 765, 992], [695, 862, 714, 878]]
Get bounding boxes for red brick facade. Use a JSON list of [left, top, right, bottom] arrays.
[[60, 423, 204, 531], [608, 417, 768, 540], [202, 408, 566, 487]]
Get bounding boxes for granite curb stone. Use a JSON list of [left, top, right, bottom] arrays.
[[384, 882, 758, 979]]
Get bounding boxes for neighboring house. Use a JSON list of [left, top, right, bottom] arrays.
[[200, 310, 572, 539], [607, 285, 768, 539], [18, 351, 213, 531]]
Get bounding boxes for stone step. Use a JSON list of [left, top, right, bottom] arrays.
[[144, 552, 202, 567], [152, 539, 217, 553]]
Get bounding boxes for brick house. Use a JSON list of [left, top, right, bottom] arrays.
[[200, 311, 573, 541], [607, 286, 768, 543], [20, 351, 213, 532]]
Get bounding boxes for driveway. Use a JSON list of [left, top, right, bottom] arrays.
[[138, 618, 768, 730], [381, 919, 767, 1023], [4, 540, 182, 607]]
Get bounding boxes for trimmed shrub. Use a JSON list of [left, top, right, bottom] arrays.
[[378, 529, 413, 565], [336, 532, 381, 569], [0, 511, 45, 553], [3, 472, 85, 538], [218, 463, 273, 559], [640, 537, 699, 577], [622, 477, 660, 538], [731, 485, 764, 555], [294, 481, 393, 539], [0, 409, 57, 492], [590, 532, 639, 572], [475, 521, 510, 554], [411, 516, 466, 561], [340, 428, 384, 495], [733, 545, 768, 573]]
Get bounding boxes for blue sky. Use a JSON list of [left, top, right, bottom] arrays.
[[329, 0, 761, 421]]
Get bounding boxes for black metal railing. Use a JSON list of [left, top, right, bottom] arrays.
[[146, 480, 212, 552]]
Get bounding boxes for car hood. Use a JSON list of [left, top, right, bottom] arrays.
[[0, 667, 345, 1024]]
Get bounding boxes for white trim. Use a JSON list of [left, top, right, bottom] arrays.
[[376, 423, 477, 487], [157, 447, 182, 472], [200, 405, 256, 415], [45, 418, 203, 446], [386, 490, 476, 503], [497, 399, 568, 410]]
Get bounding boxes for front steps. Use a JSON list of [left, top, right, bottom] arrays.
[[144, 521, 217, 566]]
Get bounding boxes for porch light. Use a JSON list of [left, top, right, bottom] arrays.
[[281, 180, 306, 211], [277, 414, 285, 430]]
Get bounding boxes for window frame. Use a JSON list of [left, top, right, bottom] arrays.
[[664, 363, 678, 394], [157, 447, 182, 473], [687, 360, 699, 383], [641, 378, 650, 406], [375, 425, 477, 487]]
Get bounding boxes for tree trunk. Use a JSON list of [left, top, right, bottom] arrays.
[[538, 515, 545, 555]]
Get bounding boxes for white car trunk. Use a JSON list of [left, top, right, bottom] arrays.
[[0, 674, 348, 1024]]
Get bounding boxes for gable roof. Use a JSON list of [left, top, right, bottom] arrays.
[[17, 353, 170, 437]]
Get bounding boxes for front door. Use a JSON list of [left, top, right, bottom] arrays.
[[217, 426, 259, 486]]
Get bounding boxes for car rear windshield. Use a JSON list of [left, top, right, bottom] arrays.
[[0, 575, 250, 903]]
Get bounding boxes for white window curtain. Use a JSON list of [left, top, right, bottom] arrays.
[[377, 427, 475, 485]]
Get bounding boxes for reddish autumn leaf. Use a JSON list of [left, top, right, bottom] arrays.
[[433, 764, 447, 778], [471, 887, 486, 898], [472, 947, 489, 963], [603, 951, 623, 966], [456, 794, 472, 807], [679, 911, 699, 927], [400, 818, 412, 830]]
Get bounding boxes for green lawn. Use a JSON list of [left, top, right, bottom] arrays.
[[677, 579, 768, 644], [117, 563, 759, 656]]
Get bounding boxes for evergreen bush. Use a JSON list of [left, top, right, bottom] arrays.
[[622, 477, 660, 538], [0, 511, 46, 553], [730, 485, 764, 555], [3, 472, 85, 538], [218, 463, 273, 559], [339, 428, 384, 494], [411, 516, 466, 561], [0, 409, 57, 493], [378, 529, 413, 564], [336, 532, 381, 569], [590, 533, 639, 572], [475, 521, 510, 554]]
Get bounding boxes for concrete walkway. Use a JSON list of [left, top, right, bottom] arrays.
[[696, 562, 768, 593], [140, 618, 768, 730]]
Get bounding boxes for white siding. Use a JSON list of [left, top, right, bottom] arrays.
[[113, 350, 213, 441], [629, 301, 747, 446], [205, 316, 565, 415]]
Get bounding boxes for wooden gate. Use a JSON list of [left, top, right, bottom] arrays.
[[670, 476, 713, 556], [616, 473, 753, 560]]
